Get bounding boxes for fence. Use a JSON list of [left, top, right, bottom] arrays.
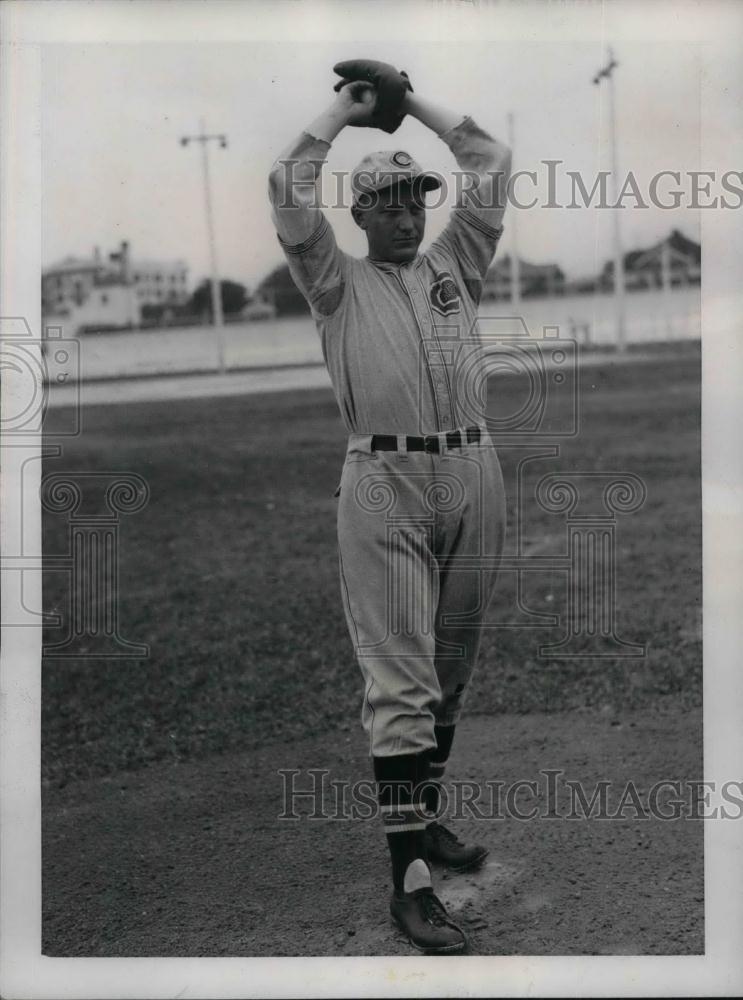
[[43, 286, 700, 383]]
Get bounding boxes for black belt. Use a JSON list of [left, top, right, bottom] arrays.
[[370, 426, 482, 454]]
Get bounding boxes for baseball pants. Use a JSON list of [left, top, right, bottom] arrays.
[[336, 427, 506, 757]]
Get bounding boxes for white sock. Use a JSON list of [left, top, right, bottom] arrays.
[[403, 858, 432, 894]]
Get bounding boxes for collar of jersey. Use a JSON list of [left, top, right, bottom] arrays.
[[366, 254, 422, 272]]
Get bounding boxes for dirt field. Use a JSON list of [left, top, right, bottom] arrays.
[[42, 704, 703, 956], [41, 346, 702, 955]]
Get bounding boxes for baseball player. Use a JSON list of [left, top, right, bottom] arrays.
[[268, 60, 510, 954]]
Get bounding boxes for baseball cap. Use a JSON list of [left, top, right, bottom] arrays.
[[351, 150, 442, 208]]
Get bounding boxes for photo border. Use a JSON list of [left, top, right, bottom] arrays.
[[1, 1, 741, 996]]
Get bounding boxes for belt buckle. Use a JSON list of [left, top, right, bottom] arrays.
[[424, 434, 438, 453]]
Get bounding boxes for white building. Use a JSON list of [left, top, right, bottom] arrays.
[[58, 275, 139, 331], [130, 258, 190, 308], [42, 242, 190, 333]]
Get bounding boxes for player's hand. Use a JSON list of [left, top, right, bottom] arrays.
[[334, 80, 377, 127], [332, 59, 413, 134]]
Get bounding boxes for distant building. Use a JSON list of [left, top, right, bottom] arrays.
[[481, 254, 566, 302], [42, 242, 190, 333], [131, 258, 190, 308], [42, 250, 106, 315], [600, 229, 700, 291], [563, 275, 600, 296]]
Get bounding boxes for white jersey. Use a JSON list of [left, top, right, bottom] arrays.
[[269, 117, 505, 435]]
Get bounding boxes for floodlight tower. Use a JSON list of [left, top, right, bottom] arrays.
[[180, 120, 228, 373], [593, 47, 626, 351]]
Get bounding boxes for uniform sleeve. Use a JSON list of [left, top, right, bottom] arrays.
[[268, 131, 347, 318], [428, 116, 507, 304]]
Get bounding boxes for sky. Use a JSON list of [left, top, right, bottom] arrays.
[[42, 36, 703, 292]]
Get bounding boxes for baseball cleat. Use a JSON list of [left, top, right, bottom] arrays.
[[391, 887, 467, 954], [425, 821, 489, 873]]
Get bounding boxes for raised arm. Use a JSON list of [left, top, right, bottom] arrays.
[[403, 91, 511, 231], [268, 82, 377, 247], [402, 92, 511, 297], [267, 82, 376, 317]]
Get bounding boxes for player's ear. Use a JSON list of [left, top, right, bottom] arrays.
[[351, 205, 368, 230]]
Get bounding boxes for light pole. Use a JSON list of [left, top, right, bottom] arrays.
[[593, 47, 626, 351], [180, 119, 228, 374]]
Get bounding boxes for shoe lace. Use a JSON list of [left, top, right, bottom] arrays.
[[418, 890, 449, 928]]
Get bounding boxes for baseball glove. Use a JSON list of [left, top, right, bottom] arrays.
[[333, 59, 413, 134]]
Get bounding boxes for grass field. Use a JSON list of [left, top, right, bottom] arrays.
[[42, 345, 702, 785]]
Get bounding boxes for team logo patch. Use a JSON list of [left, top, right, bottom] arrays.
[[391, 151, 412, 167], [429, 272, 461, 316]]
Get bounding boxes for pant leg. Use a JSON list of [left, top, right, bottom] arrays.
[[336, 443, 441, 757], [431, 440, 506, 726]]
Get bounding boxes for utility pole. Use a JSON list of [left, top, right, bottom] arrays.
[[507, 112, 521, 309], [180, 119, 228, 374], [661, 236, 673, 340], [593, 47, 626, 351]]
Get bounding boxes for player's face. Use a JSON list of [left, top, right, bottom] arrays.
[[355, 181, 426, 264]]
